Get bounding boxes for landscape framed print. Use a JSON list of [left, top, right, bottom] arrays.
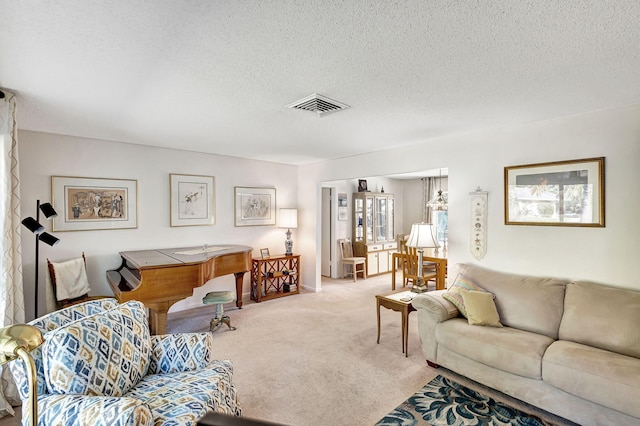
[[504, 157, 604, 227], [170, 173, 215, 227], [234, 186, 276, 226], [51, 176, 138, 231]]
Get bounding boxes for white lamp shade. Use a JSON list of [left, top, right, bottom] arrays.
[[278, 208, 298, 229], [406, 222, 439, 249]]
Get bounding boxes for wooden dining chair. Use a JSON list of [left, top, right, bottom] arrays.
[[401, 244, 437, 289], [339, 239, 367, 282]]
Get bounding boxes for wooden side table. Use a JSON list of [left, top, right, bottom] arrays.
[[376, 290, 417, 357], [251, 254, 300, 302]]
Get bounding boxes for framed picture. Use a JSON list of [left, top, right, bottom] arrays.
[[234, 187, 276, 226], [338, 193, 348, 220], [504, 157, 604, 227], [260, 248, 270, 259], [170, 174, 215, 226], [51, 176, 138, 231], [358, 179, 368, 192]]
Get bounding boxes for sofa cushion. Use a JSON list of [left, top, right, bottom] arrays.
[[442, 274, 489, 318], [126, 360, 241, 422], [436, 318, 554, 379], [543, 340, 640, 418], [559, 281, 640, 358], [461, 290, 503, 327], [43, 300, 151, 397], [455, 263, 567, 339]]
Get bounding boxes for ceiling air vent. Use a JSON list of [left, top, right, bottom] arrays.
[[286, 93, 350, 116]]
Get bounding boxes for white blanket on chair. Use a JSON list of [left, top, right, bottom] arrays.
[[52, 257, 91, 301]]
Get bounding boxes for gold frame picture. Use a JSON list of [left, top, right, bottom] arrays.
[[170, 174, 215, 227], [504, 157, 604, 227], [234, 186, 276, 226], [52, 176, 138, 231]]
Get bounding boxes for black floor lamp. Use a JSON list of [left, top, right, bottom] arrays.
[[21, 200, 60, 318]]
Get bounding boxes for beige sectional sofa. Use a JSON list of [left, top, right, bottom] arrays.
[[412, 263, 640, 426]]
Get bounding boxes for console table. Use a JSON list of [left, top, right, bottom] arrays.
[[251, 254, 300, 302]]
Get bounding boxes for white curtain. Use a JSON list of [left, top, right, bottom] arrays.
[[0, 91, 25, 417], [422, 177, 436, 224]]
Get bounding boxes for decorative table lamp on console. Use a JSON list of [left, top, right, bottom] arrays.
[[278, 208, 298, 256], [406, 222, 440, 293], [0, 324, 44, 426]]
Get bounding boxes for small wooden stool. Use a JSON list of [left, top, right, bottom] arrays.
[[202, 291, 237, 332]]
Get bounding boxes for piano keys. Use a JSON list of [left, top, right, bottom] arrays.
[[107, 244, 252, 334]]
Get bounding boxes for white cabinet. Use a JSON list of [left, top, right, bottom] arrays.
[[353, 192, 396, 276], [363, 242, 397, 276]]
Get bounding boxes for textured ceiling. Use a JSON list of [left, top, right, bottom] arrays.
[[1, 1, 639, 165]]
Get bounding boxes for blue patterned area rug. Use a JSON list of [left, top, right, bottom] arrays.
[[375, 375, 572, 426]]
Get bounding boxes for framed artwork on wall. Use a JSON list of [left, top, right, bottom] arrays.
[[338, 193, 348, 220], [170, 174, 215, 227], [504, 157, 605, 227], [51, 176, 138, 231], [234, 186, 276, 226]]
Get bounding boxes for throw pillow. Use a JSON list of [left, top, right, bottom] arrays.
[[442, 274, 488, 318], [43, 300, 151, 397], [461, 290, 503, 327]]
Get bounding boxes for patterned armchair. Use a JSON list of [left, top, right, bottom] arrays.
[[9, 299, 241, 425]]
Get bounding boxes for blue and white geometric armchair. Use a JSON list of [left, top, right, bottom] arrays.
[[9, 298, 241, 425]]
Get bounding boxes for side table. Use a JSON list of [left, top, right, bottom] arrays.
[[251, 254, 300, 302], [376, 290, 417, 357]]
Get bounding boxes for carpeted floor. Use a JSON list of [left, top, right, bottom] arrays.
[[167, 273, 438, 425]]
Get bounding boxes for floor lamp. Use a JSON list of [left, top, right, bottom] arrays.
[[21, 200, 60, 318], [0, 324, 43, 426], [406, 222, 439, 293]]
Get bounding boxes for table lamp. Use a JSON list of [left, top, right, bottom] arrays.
[[406, 222, 440, 293], [0, 324, 44, 426], [278, 208, 298, 256]]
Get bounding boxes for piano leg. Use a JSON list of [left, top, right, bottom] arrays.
[[147, 300, 180, 335], [234, 272, 245, 308]]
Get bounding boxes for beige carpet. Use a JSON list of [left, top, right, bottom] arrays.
[[167, 273, 438, 426]]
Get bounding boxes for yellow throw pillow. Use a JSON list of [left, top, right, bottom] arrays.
[[442, 274, 488, 318], [460, 289, 503, 327]]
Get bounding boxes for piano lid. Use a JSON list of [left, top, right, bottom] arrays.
[[120, 244, 253, 269]]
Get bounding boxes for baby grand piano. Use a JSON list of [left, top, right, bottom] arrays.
[[107, 244, 252, 334]]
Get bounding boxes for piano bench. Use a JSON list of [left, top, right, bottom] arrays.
[[203, 291, 237, 332]]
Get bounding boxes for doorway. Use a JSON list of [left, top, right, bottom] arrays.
[[321, 187, 332, 277]]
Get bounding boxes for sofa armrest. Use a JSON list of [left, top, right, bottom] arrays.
[[412, 290, 459, 363], [149, 332, 213, 374], [412, 290, 459, 322], [35, 394, 152, 426]]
